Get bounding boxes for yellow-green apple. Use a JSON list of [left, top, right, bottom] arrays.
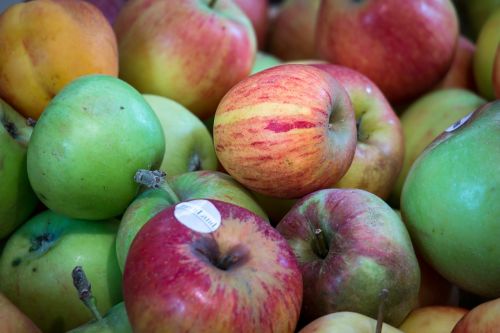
[[0, 292, 42, 333], [399, 306, 467, 333], [83, 0, 127, 25], [116, 170, 268, 271], [0, 0, 118, 119], [142, 94, 217, 177], [452, 297, 500, 332], [312, 64, 404, 200], [214, 64, 357, 199], [251, 51, 282, 75], [316, 0, 459, 104], [276, 189, 420, 326], [0, 210, 122, 333], [0, 98, 38, 239], [27, 75, 165, 220], [298, 311, 404, 333], [114, 0, 256, 120], [437, 36, 477, 90], [401, 101, 500, 297], [123, 199, 303, 333], [234, 0, 268, 49], [266, 0, 321, 61], [474, 8, 500, 100], [390, 89, 486, 205]]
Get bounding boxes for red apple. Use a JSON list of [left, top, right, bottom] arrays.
[[266, 0, 321, 61], [123, 199, 303, 333], [234, 0, 268, 49], [316, 0, 459, 104], [114, 0, 256, 119], [214, 64, 357, 199], [452, 297, 500, 332], [437, 36, 477, 91], [312, 64, 404, 199]]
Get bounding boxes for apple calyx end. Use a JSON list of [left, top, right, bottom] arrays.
[[134, 169, 166, 188], [72, 266, 103, 322]]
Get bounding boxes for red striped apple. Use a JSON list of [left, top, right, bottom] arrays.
[[316, 0, 459, 104], [123, 199, 302, 333], [214, 64, 357, 199], [234, 0, 268, 49]]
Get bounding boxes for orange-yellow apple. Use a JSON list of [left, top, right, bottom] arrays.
[[0, 0, 118, 119], [0, 292, 41, 333], [452, 297, 500, 332], [316, 0, 459, 104], [234, 0, 268, 49], [400, 306, 468, 333], [437, 36, 476, 91], [298, 312, 403, 333], [114, 0, 256, 120], [214, 64, 357, 199]]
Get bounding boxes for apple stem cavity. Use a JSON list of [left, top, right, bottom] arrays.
[[356, 116, 369, 142], [375, 288, 389, 333], [72, 266, 103, 322], [188, 153, 202, 172], [313, 228, 329, 259], [134, 169, 166, 188], [26, 117, 37, 127]]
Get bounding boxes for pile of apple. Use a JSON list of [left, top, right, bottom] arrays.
[[0, 0, 499, 332]]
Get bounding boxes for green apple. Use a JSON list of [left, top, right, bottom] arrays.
[[27, 75, 165, 220], [116, 170, 268, 271], [0, 210, 122, 333], [142, 94, 217, 177], [0, 98, 38, 239], [68, 302, 131, 333], [401, 101, 500, 298], [474, 7, 500, 100], [250, 51, 282, 75], [390, 89, 486, 205]]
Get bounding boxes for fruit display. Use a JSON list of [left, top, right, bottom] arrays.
[[0, 0, 498, 332]]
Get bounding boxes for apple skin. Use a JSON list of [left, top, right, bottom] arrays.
[[0, 0, 118, 120], [142, 94, 217, 177], [214, 64, 357, 199], [114, 0, 256, 120], [298, 312, 404, 333], [0, 292, 42, 333], [0, 98, 38, 239], [116, 170, 269, 271], [494, 46, 500, 98], [266, 0, 321, 61], [0, 210, 123, 333], [437, 36, 477, 91], [251, 51, 282, 75], [417, 256, 459, 308], [83, 0, 127, 25], [474, 8, 500, 100], [390, 88, 486, 205], [399, 306, 468, 333], [276, 189, 420, 326], [452, 297, 500, 332], [460, 0, 500, 38], [67, 302, 131, 333], [312, 64, 404, 200], [234, 0, 268, 49], [401, 101, 500, 298], [316, 0, 459, 104], [27, 75, 165, 220], [123, 199, 303, 333]]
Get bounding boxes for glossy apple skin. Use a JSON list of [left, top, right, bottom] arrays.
[[0, 99, 38, 239], [123, 199, 302, 333], [116, 170, 268, 271], [27, 75, 165, 220], [266, 0, 321, 61], [0, 210, 122, 333], [474, 8, 500, 100], [234, 0, 268, 49], [437, 36, 476, 90], [401, 101, 500, 298], [452, 297, 500, 332], [142, 94, 217, 177], [298, 311, 404, 333], [276, 189, 420, 326], [312, 64, 403, 199], [399, 306, 468, 333], [0, 0, 118, 119], [114, 0, 256, 119], [390, 89, 485, 205], [316, 0, 459, 104], [214, 64, 356, 199], [0, 292, 42, 333]]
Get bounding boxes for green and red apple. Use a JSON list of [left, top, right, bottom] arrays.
[[401, 101, 500, 297], [234, 0, 268, 49], [27, 75, 165, 220]]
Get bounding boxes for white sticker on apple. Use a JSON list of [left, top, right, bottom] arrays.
[[445, 112, 473, 132], [174, 200, 221, 233]]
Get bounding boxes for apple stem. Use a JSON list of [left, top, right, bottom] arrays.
[[375, 288, 389, 333], [72, 266, 103, 322], [134, 169, 167, 188], [26, 118, 37, 127], [314, 228, 329, 259], [208, 0, 218, 8]]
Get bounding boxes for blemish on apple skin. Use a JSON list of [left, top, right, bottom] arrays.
[[32, 267, 37, 273], [11, 258, 21, 267]]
